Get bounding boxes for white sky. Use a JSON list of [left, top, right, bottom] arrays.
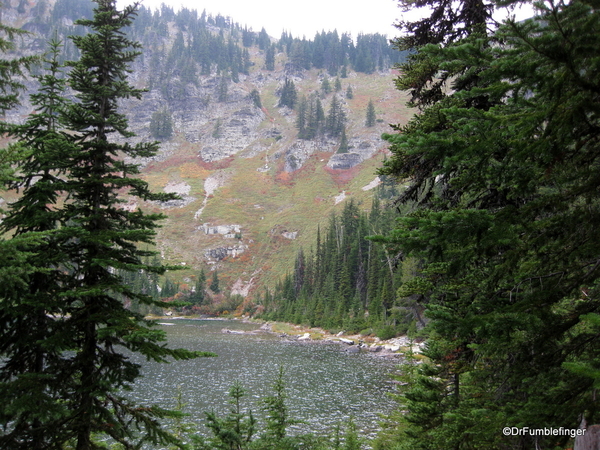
[[121, 0, 404, 39], [116, 0, 536, 41]]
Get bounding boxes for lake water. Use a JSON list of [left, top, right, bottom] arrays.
[[127, 319, 400, 440]]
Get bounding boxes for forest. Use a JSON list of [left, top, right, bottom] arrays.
[[0, 0, 599, 448], [261, 0, 600, 447]]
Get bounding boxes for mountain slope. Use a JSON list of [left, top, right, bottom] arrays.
[[2, 0, 412, 297]]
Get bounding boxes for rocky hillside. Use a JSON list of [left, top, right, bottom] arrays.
[[1, 0, 413, 296]]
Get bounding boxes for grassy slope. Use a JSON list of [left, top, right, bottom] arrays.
[[141, 65, 412, 296]]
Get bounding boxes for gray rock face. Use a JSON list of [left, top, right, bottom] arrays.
[[327, 152, 363, 170], [204, 245, 247, 261]]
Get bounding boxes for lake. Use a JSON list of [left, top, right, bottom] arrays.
[[127, 319, 401, 441]]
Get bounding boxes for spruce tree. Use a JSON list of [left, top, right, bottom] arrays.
[[278, 78, 297, 109], [210, 270, 221, 293], [379, 0, 600, 447], [149, 107, 174, 140], [321, 75, 331, 95], [0, 38, 74, 450], [337, 128, 349, 153], [326, 95, 346, 137], [265, 43, 275, 71], [190, 269, 206, 306], [365, 99, 376, 127], [345, 85, 353, 99], [1, 2, 213, 449]]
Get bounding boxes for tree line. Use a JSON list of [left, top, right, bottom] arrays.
[[257, 191, 418, 339]]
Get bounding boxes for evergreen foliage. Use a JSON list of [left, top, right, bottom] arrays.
[[296, 93, 325, 140], [196, 368, 331, 450], [202, 382, 257, 450], [365, 99, 376, 127], [259, 199, 407, 334], [189, 270, 207, 306], [265, 44, 275, 71], [334, 77, 342, 92], [0, 36, 71, 450], [0, 23, 36, 114], [210, 270, 221, 294], [321, 76, 332, 95], [325, 95, 346, 138], [337, 129, 348, 154], [33, 0, 408, 108], [278, 78, 297, 109], [150, 107, 174, 140], [249, 89, 262, 109], [378, 0, 600, 447], [345, 86, 353, 99], [0, 2, 214, 448]]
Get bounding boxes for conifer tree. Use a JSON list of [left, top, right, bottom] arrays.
[[334, 76, 342, 92], [379, 0, 600, 447], [190, 269, 207, 305], [1, 2, 213, 449], [265, 43, 275, 70], [365, 99, 376, 127], [278, 78, 297, 109], [210, 270, 221, 294], [326, 95, 346, 137], [337, 128, 349, 153], [0, 37, 74, 450], [149, 107, 174, 140], [321, 75, 331, 95], [295, 95, 308, 138], [345, 85, 353, 99]]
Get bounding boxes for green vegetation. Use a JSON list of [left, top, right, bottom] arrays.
[[257, 195, 410, 336], [365, 100, 375, 127], [373, 0, 600, 448], [192, 368, 354, 450], [150, 108, 174, 140], [278, 78, 297, 109], [0, 2, 214, 448]]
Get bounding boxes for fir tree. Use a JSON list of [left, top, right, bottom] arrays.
[[217, 75, 228, 102], [345, 85, 353, 99], [149, 107, 174, 140], [210, 270, 221, 293], [295, 95, 308, 139], [265, 43, 275, 70], [379, 1, 600, 447], [278, 78, 297, 109], [337, 128, 349, 153], [1, 3, 214, 449], [190, 269, 207, 306], [326, 95, 346, 137], [321, 75, 331, 95], [365, 99, 376, 127], [249, 88, 262, 109], [0, 37, 74, 450], [334, 76, 342, 92]]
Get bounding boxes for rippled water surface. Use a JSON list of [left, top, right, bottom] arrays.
[[128, 319, 400, 438]]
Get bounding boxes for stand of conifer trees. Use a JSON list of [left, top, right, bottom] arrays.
[[258, 193, 415, 337]]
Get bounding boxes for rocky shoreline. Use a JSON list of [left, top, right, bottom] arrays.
[[152, 314, 426, 360], [222, 320, 426, 360]]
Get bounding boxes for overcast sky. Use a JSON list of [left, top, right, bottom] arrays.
[[116, 0, 535, 41], [120, 0, 404, 39]]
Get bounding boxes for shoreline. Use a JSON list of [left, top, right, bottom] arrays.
[[148, 314, 425, 359]]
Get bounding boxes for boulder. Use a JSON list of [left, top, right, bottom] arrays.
[[298, 332, 311, 341]]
